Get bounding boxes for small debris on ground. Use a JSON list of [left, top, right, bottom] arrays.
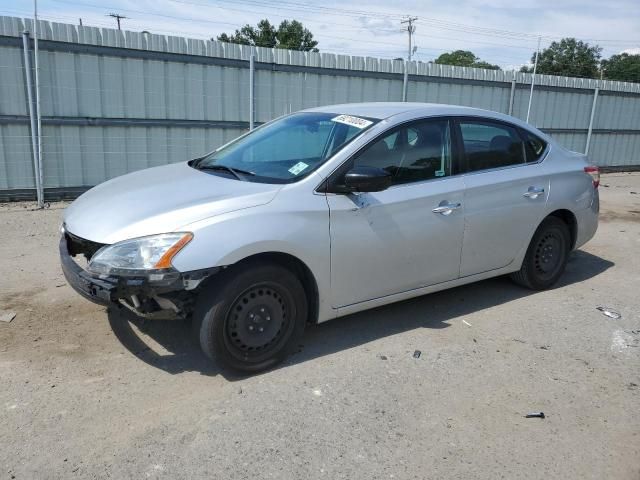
[[462, 320, 472, 327], [377, 354, 388, 360], [596, 306, 622, 319], [0, 311, 16, 323], [525, 412, 545, 419], [539, 345, 550, 350], [630, 191, 637, 194], [413, 350, 421, 359]]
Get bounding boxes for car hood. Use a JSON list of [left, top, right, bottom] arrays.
[[63, 162, 282, 244]]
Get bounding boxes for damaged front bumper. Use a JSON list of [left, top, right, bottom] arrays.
[[59, 235, 218, 319]]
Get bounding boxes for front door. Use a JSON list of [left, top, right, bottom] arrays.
[[327, 118, 465, 308]]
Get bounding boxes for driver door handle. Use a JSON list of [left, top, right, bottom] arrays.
[[432, 202, 462, 215]]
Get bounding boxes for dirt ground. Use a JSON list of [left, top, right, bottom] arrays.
[[1, 173, 639, 479]]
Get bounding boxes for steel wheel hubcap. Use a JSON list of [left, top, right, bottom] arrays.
[[226, 285, 288, 353], [534, 232, 562, 275]]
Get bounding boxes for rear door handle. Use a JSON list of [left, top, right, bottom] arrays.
[[432, 202, 462, 215], [523, 187, 545, 199]]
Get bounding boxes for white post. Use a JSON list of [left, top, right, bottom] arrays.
[[585, 88, 599, 155], [22, 30, 43, 206], [508, 79, 516, 116], [33, 0, 44, 207], [402, 62, 408, 102], [249, 53, 255, 130], [526, 36, 541, 124]]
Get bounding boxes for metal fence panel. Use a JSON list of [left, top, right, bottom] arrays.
[[0, 45, 28, 116], [0, 15, 638, 199], [36, 125, 244, 188], [594, 93, 640, 130], [0, 124, 34, 189], [589, 132, 640, 167], [544, 131, 588, 155]]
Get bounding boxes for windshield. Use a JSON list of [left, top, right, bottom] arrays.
[[193, 112, 379, 183]]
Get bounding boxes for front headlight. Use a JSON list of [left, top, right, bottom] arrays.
[[88, 232, 193, 276]]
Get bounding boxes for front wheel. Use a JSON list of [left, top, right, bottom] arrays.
[[510, 216, 571, 290], [192, 262, 307, 372]]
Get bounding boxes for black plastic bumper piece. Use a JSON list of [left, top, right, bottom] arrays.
[[60, 236, 118, 306], [60, 235, 220, 312]]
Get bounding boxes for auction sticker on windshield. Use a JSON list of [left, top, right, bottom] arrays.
[[288, 161, 309, 175], [331, 114, 373, 129]]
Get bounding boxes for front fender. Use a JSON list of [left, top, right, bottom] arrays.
[[171, 192, 334, 322]]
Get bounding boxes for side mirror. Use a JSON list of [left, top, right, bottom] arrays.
[[344, 166, 392, 193]]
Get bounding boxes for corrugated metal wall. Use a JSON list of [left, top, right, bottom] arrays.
[[1, 16, 639, 197]]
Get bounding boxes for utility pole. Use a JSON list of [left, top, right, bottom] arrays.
[[107, 13, 127, 30], [401, 16, 417, 102]]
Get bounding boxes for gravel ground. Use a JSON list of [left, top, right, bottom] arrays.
[[1, 173, 639, 479]]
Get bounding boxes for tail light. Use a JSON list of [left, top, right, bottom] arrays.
[[584, 165, 600, 188]]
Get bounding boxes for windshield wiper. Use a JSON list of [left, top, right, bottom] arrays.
[[197, 164, 255, 180]]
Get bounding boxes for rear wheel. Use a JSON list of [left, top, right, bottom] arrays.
[[192, 262, 307, 372], [510, 216, 571, 290]]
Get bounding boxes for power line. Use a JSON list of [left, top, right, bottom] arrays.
[[45, 0, 640, 47]]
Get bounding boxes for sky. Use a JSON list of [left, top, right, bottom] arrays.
[[2, 0, 639, 70]]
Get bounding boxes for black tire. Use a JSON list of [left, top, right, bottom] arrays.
[[192, 261, 307, 373], [510, 216, 571, 290]]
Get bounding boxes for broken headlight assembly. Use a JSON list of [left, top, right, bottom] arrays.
[[88, 232, 193, 279]]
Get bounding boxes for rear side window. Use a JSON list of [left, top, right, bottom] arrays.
[[459, 120, 526, 172], [521, 129, 547, 163]]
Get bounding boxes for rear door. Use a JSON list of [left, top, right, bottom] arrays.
[[327, 117, 466, 308], [456, 118, 550, 277]]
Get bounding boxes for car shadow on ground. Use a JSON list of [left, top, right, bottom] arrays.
[[107, 250, 613, 380]]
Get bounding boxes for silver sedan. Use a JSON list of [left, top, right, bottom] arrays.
[[60, 103, 600, 372]]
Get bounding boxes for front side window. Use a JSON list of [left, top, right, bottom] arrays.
[[350, 118, 453, 185], [459, 120, 526, 172], [194, 112, 378, 183]]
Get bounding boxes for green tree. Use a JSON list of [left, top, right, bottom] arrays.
[[217, 19, 277, 48], [217, 19, 318, 52], [520, 38, 602, 78], [601, 53, 640, 83], [433, 50, 500, 70]]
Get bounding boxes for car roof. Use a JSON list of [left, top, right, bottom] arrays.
[[302, 102, 545, 138]]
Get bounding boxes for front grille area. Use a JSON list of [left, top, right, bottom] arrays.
[[65, 231, 106, 261]]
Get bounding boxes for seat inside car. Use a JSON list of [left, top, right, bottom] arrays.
[[468, 134, 522, 170], [396, 124, 444, 180], [358, 139, 391, 170]]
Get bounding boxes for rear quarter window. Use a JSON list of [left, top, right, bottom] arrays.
[[520, 129, 548, 163]]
